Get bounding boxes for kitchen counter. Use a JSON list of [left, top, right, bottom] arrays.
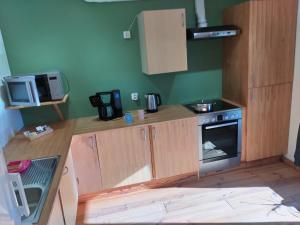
[[74, 105, 196, 135], [4, 105, 195, 225]]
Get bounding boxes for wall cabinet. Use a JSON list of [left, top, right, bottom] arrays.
[[223, 0, 297, 161], [138, 9, 187, 75], [151, 118, 199, 179], [71, 134, 102, 196], [96, 125, 152, 189]]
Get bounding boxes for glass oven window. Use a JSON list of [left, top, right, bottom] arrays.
[[202, 120, 238, 162], [7, 82, 30, 102]]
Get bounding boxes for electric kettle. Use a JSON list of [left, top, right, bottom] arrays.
[[145, 93, 162, 113]]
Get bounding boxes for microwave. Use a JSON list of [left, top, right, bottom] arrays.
[[4, 71, 65, 107]]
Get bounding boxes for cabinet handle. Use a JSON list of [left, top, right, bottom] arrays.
[[152, 127, 156, 140], [89, 135, 97, 151], [63, 166, 69, 176], [76, 177, 80, 185], [140, 128, 147, 141], [181, 12, 185, 27]]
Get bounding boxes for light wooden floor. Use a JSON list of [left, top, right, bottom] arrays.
[[76, 162, 300, 225]]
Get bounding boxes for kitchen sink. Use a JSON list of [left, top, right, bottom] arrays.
[[15, 156, 59, 224]]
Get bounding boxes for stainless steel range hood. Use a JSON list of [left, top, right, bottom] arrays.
[[187, 0, 240, 40]]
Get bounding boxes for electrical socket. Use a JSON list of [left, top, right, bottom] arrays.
[[123, 31, 131, 39], [131, 92, 139, 101]]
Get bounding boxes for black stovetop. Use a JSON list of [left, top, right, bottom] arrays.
[[185, 99, 239, 114]]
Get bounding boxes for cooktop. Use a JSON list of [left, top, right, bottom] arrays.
[[185, 99, 240, 114]]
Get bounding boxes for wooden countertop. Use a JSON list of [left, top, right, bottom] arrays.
[[4, 105, 195, 225], [4, 120, 75, 225], [74, 105, 196, 135]]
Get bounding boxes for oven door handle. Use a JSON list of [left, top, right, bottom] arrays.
[[205, 122, 238, 130]]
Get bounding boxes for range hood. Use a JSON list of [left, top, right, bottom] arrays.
[[187, 0, 240, 40]]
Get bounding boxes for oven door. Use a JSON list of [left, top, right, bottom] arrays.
[[201, 120, 240, 163]]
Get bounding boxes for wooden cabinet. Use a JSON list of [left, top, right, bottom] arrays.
[[223, 0, 297, 161], [48, 151, 78, 225], [248, 0, 297, 88], [246, 84, 292, 161], [48, 191, 65, 225], [96, 125, 152, 189], [71, 116, 199, 195], [59, 151, 78, 225], [138, 9, 187, 75], [71, 134, 102, 196], [151, 118, 199, 179]]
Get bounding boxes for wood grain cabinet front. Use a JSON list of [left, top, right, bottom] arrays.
[[151, 118, 199, 179], [71, 133, 102, 196], [96, 125, 153, 189], [47, 191, 65, 225], [223, 0, 297, 162], [138, 9, 188, 75], [59, 150, 78, 225]]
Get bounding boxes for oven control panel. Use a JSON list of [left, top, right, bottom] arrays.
[[198, 109, 242, 125]]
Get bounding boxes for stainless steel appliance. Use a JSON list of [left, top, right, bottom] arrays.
[[186, 0, 240, 40], [185, 100, 242, 174], [145, 93, 161, 113], [3, 71, 65, 107]]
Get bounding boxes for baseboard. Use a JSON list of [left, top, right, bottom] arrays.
[[281, 156, 300, 171]]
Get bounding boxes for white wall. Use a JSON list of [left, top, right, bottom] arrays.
[[0, 30, 23, 149], [286, 3, 300, 161]]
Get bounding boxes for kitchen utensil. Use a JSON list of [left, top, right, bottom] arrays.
[[145, 93, 162, 113]]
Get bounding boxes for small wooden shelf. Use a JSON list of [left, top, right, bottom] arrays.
[[6, 94, 69, 121]]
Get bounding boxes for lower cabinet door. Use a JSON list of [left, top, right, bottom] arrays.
[[246, 83, 292, 161], [151, 117, 199, 179], [48, 192, 65, 225], [71, 134, 102, 196], [96, 125, 152, 189], [60, 151, 78, 225]]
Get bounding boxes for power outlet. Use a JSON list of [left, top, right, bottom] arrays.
[[123, 31, 131, 39], [131, 92, 139, 101]]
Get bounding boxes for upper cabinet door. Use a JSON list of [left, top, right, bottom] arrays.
[[96, 125, 152, 189], [71, 134, 102, 196], [138, 9, 188, 75], [248, 0, 297, 88], [151, 118, 199, 179]]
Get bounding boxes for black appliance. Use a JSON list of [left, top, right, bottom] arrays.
[[89, 90, 123, 121]]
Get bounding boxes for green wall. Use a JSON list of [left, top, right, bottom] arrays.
[[0, 0, 245, 125]]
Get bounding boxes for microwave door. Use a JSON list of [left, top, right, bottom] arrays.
[[29, 80, 40, 106], [5, 77, 40, 107]]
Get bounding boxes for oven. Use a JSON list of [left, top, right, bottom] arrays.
[[198, 109, 242, 174]]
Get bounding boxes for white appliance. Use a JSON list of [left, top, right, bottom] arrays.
[[0, 150, 30, 225], [3, 72, 65, 107]]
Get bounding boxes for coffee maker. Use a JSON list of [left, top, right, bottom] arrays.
[[89, 90, 123, 121]]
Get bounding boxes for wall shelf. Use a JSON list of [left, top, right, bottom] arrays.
[[6, 94, 69, 121]]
